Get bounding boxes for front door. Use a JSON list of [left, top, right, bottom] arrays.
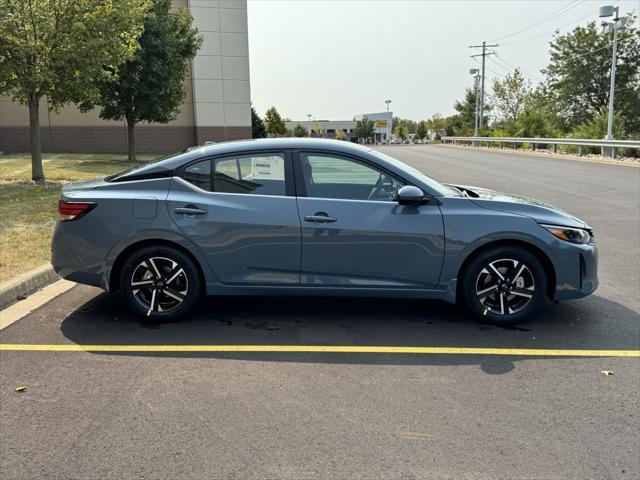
[[168, 151, 301, 285], [295, 151, 444, 288]]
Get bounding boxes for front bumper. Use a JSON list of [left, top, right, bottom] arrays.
[[552, 242, 598, 300]]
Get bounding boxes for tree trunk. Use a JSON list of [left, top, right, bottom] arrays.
[[28, 95, 45, 183], [126, 116, 136, 162]]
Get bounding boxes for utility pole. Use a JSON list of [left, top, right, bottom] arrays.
[[469, 41, 498, 129], [307, 114, 312, 138]]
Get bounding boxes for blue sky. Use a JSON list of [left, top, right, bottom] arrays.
[[247, 0, 639, 121]]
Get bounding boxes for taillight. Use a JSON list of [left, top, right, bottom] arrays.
[[58, 201, 96, 222]]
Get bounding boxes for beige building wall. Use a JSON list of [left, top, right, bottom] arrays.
[[190, 0, 251, 144], [0, 0, 251, 153]]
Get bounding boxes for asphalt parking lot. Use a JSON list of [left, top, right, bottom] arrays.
[[1, 145, 639, 479]]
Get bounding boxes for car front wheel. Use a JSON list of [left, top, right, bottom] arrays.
[[461, 247, 547, 324], [120, 246, 202, 321]]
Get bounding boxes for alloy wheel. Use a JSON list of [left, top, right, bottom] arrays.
[[130, 256, 188, 314], [475, 258, 535, 315]]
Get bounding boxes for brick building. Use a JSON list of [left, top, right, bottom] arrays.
[[0, 0, 252, 154]]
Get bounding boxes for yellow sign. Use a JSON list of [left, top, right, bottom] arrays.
[[375, 120, 388, 128]]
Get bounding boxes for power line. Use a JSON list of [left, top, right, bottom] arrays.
[[588, 85, 637, 96], [500, 9, 599, 46], [494, 0, 585, 42], [557, 44, 611, 61], [472, 55, 505, 81], [491, 54, 543, 81]]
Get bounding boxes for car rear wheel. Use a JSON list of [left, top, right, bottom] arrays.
[[120, 246, 201, 321], [461, 247, 547, 324]]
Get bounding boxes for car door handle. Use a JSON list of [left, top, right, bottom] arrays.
[[174, 206, 207, 216], [304, 213, 337, 224]]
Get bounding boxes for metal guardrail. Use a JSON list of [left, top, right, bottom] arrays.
[[442, 136, 640, 150]]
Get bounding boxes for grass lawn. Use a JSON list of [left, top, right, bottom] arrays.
[[0, 153, 159, 284]]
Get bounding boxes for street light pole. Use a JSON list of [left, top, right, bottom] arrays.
[[385, 100, 391, 145], [469, 69, 480, 139], [607, 22, 618, 139], [599, 5, 627, 156], [307, 114, 312, 138], [599, 5, 622, 140]]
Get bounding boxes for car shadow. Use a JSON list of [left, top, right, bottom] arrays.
[[57, 288, 640, 375]]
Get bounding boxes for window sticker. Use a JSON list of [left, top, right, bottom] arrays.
[[250, 156, 285, 180]]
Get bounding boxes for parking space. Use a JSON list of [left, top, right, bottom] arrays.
[[1, 145, 639, 479]]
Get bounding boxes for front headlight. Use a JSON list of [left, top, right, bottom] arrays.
[[541, 224, 594, 245]]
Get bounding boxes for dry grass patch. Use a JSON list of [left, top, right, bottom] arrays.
[[0, 153, 161, 182], [0, 154, 160, 283]]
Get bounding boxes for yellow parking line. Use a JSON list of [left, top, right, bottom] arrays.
[[1, 344, 639, 357]]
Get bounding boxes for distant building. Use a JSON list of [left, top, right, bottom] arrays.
[[285, 111, 394, 143], [0, 0, 252, 154], [285, 120, 357, 140], [355, 112, 393, 143]]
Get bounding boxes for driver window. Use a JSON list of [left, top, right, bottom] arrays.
[[300, 153, 402, 201]]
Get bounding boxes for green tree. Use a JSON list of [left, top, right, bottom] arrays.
[[391, 117, 416, 134], [335, 128, 346, 140], [391, 116, 400, 133], [415, 120, 428, 141], [571, 109, 626, 140], [514, 106, 556, 138], [292, 123, 307, 137], [264, 106, 286, 137], [394, 124, 408, 141], [442, 115, 465, 136], [312, 121, 323, 138], [0, 0, 149, 182], [541, 18, 640, 135], [453, 87, 490, 134], [492, 68, 531, 130], [354, 117, 376, 141], [87, 0, 201, 161], [251, 106, 267, 138], [426, 113, 447, 139]]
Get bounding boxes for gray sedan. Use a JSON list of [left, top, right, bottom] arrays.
[[51, 138, 598, 323]]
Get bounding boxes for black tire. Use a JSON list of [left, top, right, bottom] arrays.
[[120, 245, 202, 321], [460, 246, 547, 324]]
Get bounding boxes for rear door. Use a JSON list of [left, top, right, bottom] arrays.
[[167, 150, 301, 285], [295, 151, 444, 288]]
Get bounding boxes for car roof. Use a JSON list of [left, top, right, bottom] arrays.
[[186, 138, 373, 157]]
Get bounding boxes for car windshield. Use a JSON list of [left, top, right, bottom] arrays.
[[369, 150, 460, 196]]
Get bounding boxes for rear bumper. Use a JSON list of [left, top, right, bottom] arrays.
[[552, 242, 598, 300], [51, 222, 105, 289]]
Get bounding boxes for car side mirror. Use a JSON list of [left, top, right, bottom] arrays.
[[396, 185, 426, 205]]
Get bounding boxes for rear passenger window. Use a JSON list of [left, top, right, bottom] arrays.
[[183, 160, 211, 191], [214, 154, 286, 196]]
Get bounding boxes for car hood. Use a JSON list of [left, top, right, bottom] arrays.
[[447, 184, 589, 229]]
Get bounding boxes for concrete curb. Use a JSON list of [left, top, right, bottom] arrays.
[[0, 264, 59, 309]]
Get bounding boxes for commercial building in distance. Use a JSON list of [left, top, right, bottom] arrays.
[[284, 120, 357, 140], [0, 0, 252, 154], [355, 112, 393, 144], [285, 111, 393, 143]]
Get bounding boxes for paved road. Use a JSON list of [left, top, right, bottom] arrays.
[[1, 145, 639, 479]]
